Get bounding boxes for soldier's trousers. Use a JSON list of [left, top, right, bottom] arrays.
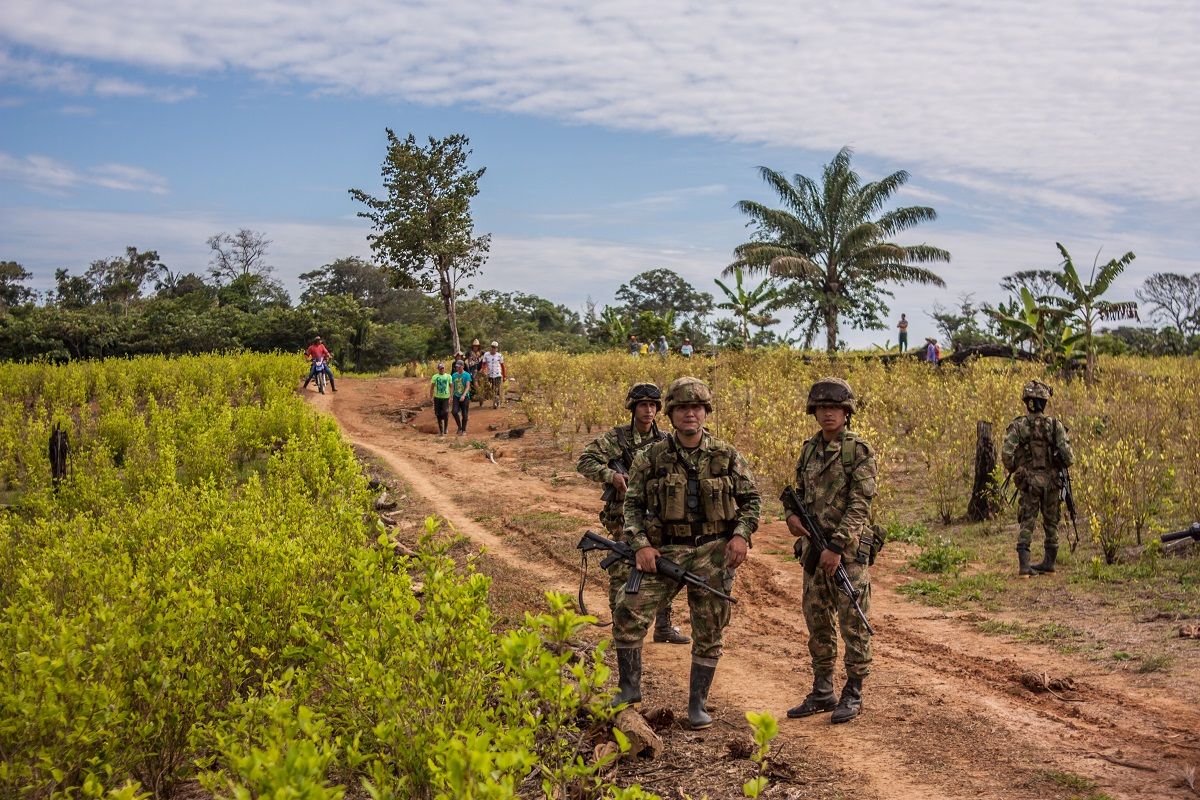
[[612, 537, 735, 664], [607, 561, 684, 625], [803, 560, 871, 680], [1017, 484, 1060, 549]]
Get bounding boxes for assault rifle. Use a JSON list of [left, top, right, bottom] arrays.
[[1059, 468, 1080, 553], [780, 486, 874, 636], [1161, 522, 1200, 544], [575, 530, 737, 617], [600, 458, 628, 504]]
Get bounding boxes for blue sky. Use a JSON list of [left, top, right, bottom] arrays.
[[2, 1, 1198, 347]]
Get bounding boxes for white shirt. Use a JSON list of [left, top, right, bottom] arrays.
[[481, 351, 504, 378]]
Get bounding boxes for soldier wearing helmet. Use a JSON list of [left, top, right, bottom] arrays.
[[614, 376, 762, 730], [785, 377, 877, 724], [1002, 379, 1074, 576], [576, 383, 688, 644]]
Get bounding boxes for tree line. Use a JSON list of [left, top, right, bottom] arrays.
[[3, 135, 1198, 368]]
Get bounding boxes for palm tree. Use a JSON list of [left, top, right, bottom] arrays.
[[729, 147, 949, 353], [1046, 243, 1138, 382], [713, 267, 782, 349]]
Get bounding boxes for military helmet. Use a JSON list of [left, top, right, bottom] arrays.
[[664, 376, 713, 414], [806, 377, 856, 414], [1022, 379, 1053, 401], [625, 382, 662, 410]]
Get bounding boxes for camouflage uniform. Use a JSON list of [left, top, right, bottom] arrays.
[[793, 430, 877, 680], [576, 421, 673, 615], [786, 377, 876, 724], [615, 431, 761, 659], [1002, 380, 1074, 574], [610, 377, 761, 729]]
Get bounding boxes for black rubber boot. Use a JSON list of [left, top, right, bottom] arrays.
[[1017, 547, 1036, 577], [688, 662, 717, 729], [786, 674, 837, 718], [653, 606, 691, 644], [612, 648, 642, 707], [1032, 545, 1058, 574], [830, 677, 863, 724]]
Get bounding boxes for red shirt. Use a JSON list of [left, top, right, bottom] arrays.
[[306, 344, 332, 361]]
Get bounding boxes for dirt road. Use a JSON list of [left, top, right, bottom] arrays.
[[310, 378, 1199, 800]]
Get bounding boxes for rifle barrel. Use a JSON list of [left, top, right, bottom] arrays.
[[1161, 523, 1200, 544]]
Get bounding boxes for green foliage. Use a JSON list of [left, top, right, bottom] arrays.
[[741, 711, 779, 798], [0, 355, 652, 800], [897, 573, 1007, 608], [909, 538, 970, 574], [349, 130, 490, 352], [885, 520, 930, 545]]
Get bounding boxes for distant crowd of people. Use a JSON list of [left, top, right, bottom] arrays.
[[430, 338, 505, 436], [627, 334, 695, 358]]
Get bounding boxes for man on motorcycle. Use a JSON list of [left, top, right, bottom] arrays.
[[303, 336, 337, 392]]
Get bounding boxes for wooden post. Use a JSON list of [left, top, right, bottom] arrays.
[[967, 420, 1000, 521]]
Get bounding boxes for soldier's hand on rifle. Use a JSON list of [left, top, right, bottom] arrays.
[[818, 548, 842, 577], [635, 546, 660, 573], [725, 535, 748, 568], [610, 472, 628, 496], [786, 514, 810, 538]]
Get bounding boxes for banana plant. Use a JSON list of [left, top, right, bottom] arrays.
[[1045, 243, 1138, 383], [714, 267, 783, 349]]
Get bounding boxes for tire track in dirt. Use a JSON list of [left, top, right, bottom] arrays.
[[313, 378, 1200, 800]]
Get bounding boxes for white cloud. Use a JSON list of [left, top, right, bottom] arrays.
[[2, 1, 1197, 207], [0, 152, 168, 194], [0, 49, 195, 102]]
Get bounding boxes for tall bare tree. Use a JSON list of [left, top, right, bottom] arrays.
[[350, 131, 489, 354], [1137, 272, 1200, 336], [207, 229, 273, 284]]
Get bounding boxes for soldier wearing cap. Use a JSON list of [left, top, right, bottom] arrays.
[[613, 376, 761, 729], [785, 377, 877, 724], [576, 383, 689, 643], [1002, 380, 1074, 576]]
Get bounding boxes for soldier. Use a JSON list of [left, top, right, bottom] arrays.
[[575, 382, 689, 644], [1001, 380, 1074, 576], [613, 377, 761, 729], [785, 377, 877, 724]]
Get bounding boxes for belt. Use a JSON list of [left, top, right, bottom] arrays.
[[663, 521, 733, 546]]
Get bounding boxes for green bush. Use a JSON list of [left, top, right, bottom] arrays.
[[909, 538, 970, 574], [0, 355, 654, 800]]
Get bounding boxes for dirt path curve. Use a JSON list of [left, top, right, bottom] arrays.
[[311, 378, 1200, 800]]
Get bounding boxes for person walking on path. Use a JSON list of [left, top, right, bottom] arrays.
[[575, 382, 690, 644], [785, 378, 878, 725], [656, 335, 669, 357], [681, 338, 694, 358], [450, 359, 473, 435], [613, 377, 761, 729], [897, 314, 909, 351], [429, 362, 453, 436], [628, 335, 640, 356], [1001, 380, 1074, 576], [480, 341, 505, 409]]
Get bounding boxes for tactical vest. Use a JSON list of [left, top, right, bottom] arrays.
[[600, 425, 664, 531], [644, 436, 738, 543], [1021, 416, 1059, 474]]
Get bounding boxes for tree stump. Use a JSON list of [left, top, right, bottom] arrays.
[[967, 420, 1001, 521]]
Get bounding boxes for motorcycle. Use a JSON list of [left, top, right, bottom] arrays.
[[311, 358, 328, 394]]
